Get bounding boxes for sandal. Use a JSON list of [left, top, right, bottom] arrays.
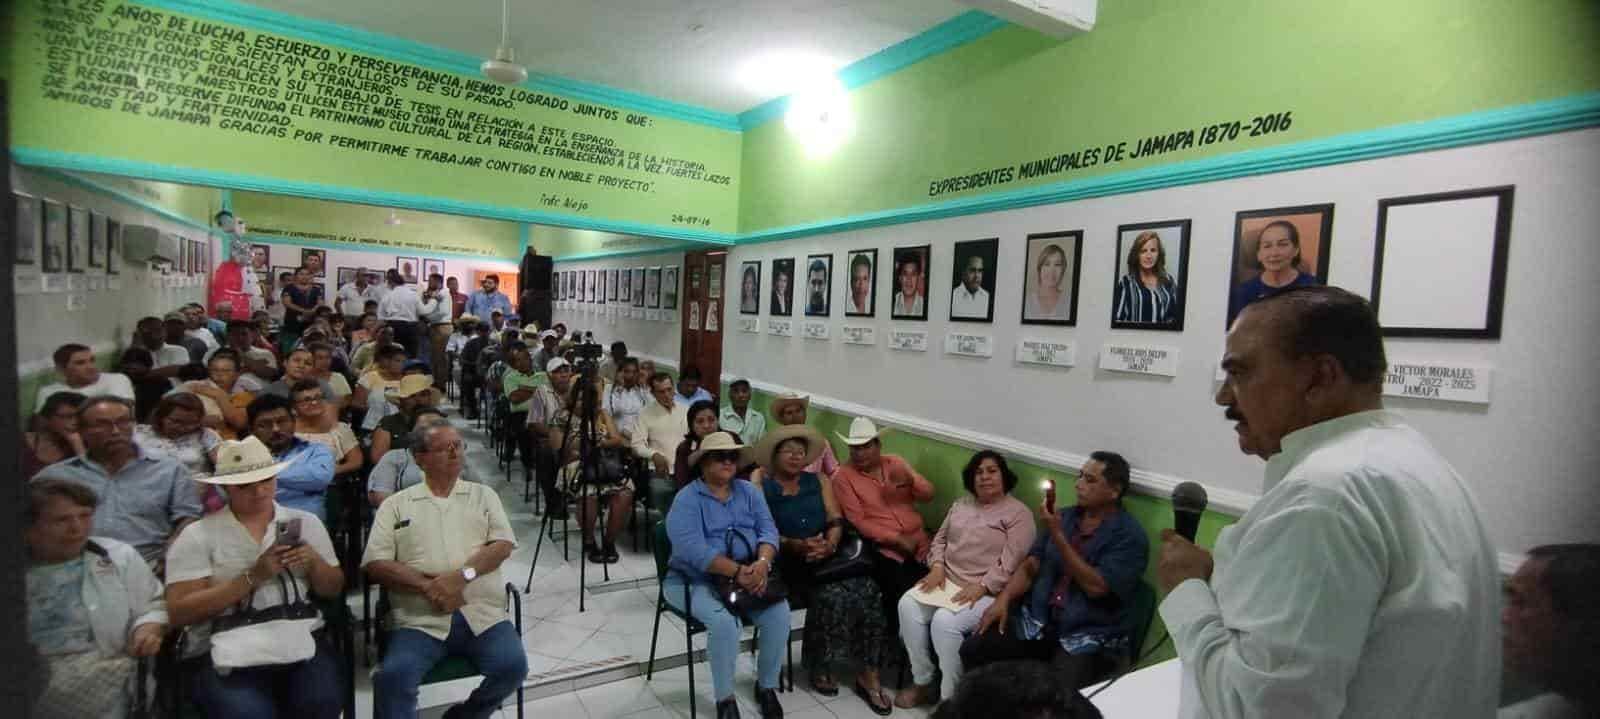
[[853, 681, 893, 716], [810, 673, 839, 697]]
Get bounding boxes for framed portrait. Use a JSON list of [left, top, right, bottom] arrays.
[[890, 245, 930, 320], [560, 271, 570, 300], [1019, 231, 1082, 326], [631, 268, 645, 307], [177, 238, 189, 274], [577, 269, 588, 302], [423, 259, 445, 281], [106, 218, 122, 275], [803, 254, 833, 317], [201, 239, 212, 273], [14, 192, 40, 266], [67, 206, 90, 273], [662, 266, 680, 310], [249, 243, 270, 272], [612, 270, 625, 302], [589, 269, 600, 302], [645, 266, 662, 308], [738, 261, 762, 315], [396, 256, 419, 284], [301, 247, 326, 277], [42, 199, 67, 273], [608, 269, 620, 301], [1228, 203, 1334, 327], [950, 238, 998, 323], [1371, 186, 1513, 339], [88, 213, 109, 269], [596, 268, 608, 304], [337, 267, 358, 289], [769, 258, 795, 316], [842, 249, 877, 317], [1110, 221, 1190, 331]]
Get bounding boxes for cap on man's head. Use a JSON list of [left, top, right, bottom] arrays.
[[546, 358, 571, 373]]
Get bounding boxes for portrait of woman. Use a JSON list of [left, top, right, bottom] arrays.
[[1228, 204, 1333, 327], [891, 245, 930, 321], [739, 261, 762, 315], [1112, 220, 1190, 331], [845, 249, 877, 317], [645, 266, 662, 308], [302, 248, 327, 278], [663, 266, 679, 310], [770, 258, 795, 316], [1021, 231, 1082, 325]]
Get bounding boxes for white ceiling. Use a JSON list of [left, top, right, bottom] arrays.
[[237, 1, 972, 114]]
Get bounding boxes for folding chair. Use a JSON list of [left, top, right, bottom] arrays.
[[372, 584, 525, 719]]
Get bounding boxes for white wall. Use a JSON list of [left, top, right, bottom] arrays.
[[716, 129, 1600, 558], [550, 249, 686, 365]]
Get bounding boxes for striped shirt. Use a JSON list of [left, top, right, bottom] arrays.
[[1113, 274, 1180, 325]]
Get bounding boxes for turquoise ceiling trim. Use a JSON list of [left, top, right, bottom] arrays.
[[737, 10, 1010, 130], [136, 0, 743, 131], [739, 91, 1600, 244]]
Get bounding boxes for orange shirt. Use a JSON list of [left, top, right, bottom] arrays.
[[832, 454, 934, 562]]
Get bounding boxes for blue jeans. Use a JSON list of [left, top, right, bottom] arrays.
[[374, 612, 528, 719], [664, 576, 790, 702], [189, 636, 343, 719]]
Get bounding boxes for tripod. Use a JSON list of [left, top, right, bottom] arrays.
[[524, 356, 609, 611]]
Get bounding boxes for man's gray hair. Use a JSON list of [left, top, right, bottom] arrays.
[[408, 417, 456, 453], [78, 395, 135, 419]]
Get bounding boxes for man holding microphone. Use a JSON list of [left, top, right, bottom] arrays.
[[1157, 286, 1500, 718]]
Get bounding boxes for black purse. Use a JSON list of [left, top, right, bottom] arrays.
[[810, 518, 876, 584], [716, 529, 788, 615]]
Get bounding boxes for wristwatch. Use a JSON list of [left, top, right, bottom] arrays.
[[460, 566, 478, 583]]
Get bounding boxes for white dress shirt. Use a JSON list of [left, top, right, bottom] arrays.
[[892, 292, 924, 316], [336, 282, 380, 317], [377, 285, 420, 323], [950, 285, 990, 318], [35, 372, 136, 411], [418, 288, 450, 324], [151, 343, 191, 369], [1160, 410, 1500, 719], [631, 400, 689, 472], [185, 327, 220, 352]]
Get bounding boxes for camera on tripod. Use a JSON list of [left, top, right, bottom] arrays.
[[572, 333, 604, 367]]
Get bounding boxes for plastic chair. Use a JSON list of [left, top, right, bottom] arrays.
[[372, 583, 525, 719]]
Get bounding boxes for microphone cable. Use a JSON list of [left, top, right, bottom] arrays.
[[1084, 628, 1172, 700]]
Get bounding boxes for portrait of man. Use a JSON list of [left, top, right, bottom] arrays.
[[1227, 203, 1333, 327], [770, 258, 795, 316], [845, 249, 877, 317], [950, 237, 998, 322], [631, 268, 645, 307], [67, 206, 89, 274], [423, 259, 444, 281], [739, 261, 761, 315], [663, 266, 679, 310], [14, 192, 40, 266], [645, 266, 662, 308], [1111, 220, 1190, 331], [804, 254, 832, 317], [397, 256, 419, 284], [301, 248, 327, 277], [249, 244, 270, 272], [42, 199, 66, 274], [891, 245, 929, 320], [609, 269, 620, 302], [1021, 231, 1081, 326]]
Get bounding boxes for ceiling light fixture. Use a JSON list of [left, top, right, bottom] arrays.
[[480, 0, 528, 85], [785, 73, 853, 156]]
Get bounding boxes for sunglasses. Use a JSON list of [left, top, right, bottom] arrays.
[[703, 451, 741, 465]]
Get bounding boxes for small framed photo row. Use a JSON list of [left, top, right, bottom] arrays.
[[662, 265, 679, 310], [844, 249, 877, 317], [890, 244, 930, 320], [803, 254, 832, 317], [1111, 221, 1189, 331], [1371, 185, 1513, 339], [1021, 231, 1082, 326], [950, 238, 998, 323], [769, 258, 795, 316], [1228, 203, 1334, 327], [738, 261, 762, 315]]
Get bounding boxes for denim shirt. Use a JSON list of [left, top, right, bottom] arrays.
[[271, 439, 336, 522], [666, 479, 779, 584], [1020, 506, 1149, 651]]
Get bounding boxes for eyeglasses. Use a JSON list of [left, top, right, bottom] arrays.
[[704, 451, 740, 464], [422, 440, 467, 457]]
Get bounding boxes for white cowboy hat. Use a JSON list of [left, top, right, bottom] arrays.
[[688, 431, 753, 468], [836, 416, 888, 446], [751, 423, 827, 469], [200, 436, 291, 486], [385, 374, 435, 400]]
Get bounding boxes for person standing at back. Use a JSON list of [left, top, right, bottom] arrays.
[[1157, 286, 1501, 719], [378, 269, 424, 357], [464, 274, 513, 321]]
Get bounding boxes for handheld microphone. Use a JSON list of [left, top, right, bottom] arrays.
[[1171, 481, 1208, 542]]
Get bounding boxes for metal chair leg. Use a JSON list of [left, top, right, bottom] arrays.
[[524, 511, 550, 593]]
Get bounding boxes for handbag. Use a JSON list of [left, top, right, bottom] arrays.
[[715, 529, 788, 616], [810, 518, 876, 584], [209, 571, 321, 671]]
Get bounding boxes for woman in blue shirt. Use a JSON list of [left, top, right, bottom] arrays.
[[664, 432, 790, 719]]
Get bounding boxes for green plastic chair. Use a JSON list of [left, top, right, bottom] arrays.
[[372, 583, 525, 719]]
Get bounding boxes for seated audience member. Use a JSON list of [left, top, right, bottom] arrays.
[[118, 348, 171, 423], [458, 319, 492, 419], [930, 660, 1104, 719], [291, 380, 363, 476], [664, 432, 789, 719], [524, 358, 576, 518], [247, 394, 336, 523], [328, 315, 352, 352], [768, 393, 839, 477], [602, 357, 647, 441], [260, 348, 337, 403], [307, 342, 352, 403], [751, 424, 892, 714], [179, 350, 251, 437], [598, 340, 627, 383], [369, 376, 436, 463], [719, 378, 767, 445], [355, 343, 408, 431], [34, 397, 202, 567], [365, 409, 462, 507], [24, 391, 86, 481], [531, 330, 562, 373], [164, 312, 209, 366], [962, 452, 1149, 689], [501, 343, 542, 468], [636, 359, 657, 384], [1501, 544, 1600, 719], [364, 422, 526, 719], [897, 450, 1036, 708], [215, 320, 277, 390], [632, 371, 691, 482], [673, 365, 714, 407], [351, 327, 397, 373], [350, 313, 382, 353], [164, 437, 345, 719], [181, 304, 221, 353], [545, 373, 633, 563], [830, 417, 935, 626], [35, 343, 135, 411], [25, 480, 168, 719], [487, 309, 507, 339], [133, 394, 221, 513], [674, 400, 730, 488]]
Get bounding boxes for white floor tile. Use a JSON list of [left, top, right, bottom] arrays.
[[576, 676, 667, 717]]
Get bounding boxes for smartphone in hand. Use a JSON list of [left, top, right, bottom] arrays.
[[1043, 479, 1057, 510], [275, 518, 304, 547]]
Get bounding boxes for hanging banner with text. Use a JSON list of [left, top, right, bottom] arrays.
[[1099, 343, 1180, 377], [11, 0, 740, 234], [1382, 362, 1492, 404]]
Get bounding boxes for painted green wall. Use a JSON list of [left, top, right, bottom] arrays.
[[230, 191, 521, 259], [738, 0, 1600, 232], [532, 224, 700, 260], [74, 171, 223, 225]]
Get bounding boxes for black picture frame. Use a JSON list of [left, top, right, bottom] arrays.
[[249, 243, 270, 272], [662, 266, 679, 310], [396, 256, 419, 284], [608, 269, 620, 301], [1228, 203, 1335, 327], [1371, 185, 1513, 339], [301, 247, 327, 277], [949, 238, 998, 323], [88, 214, 109, 270], [803, 254, 832, 317], [738, 261, 762, 315], [1109, 221, 1190, 331], [890, 244, 930, 321], [337, 267, 358, 289], [645, 267, 662, 308], [13, 192, 40, 266], [844, 249, 877, 317], [1020, 231, 1082, 326], [67, 206, 90, 274], [105, 218, 122, 275], [631, 268, 646, 307], [769, 258, 795, 316], [423, 259, 445, 281], [41, 198, 66, 273]]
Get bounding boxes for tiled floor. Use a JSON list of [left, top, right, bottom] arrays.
[[349, 411, 935, 718]]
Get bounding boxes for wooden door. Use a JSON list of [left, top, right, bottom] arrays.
[[679, 250, 727, 402]]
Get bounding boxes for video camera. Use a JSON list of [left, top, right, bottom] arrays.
[[572, 331, 604, 365]]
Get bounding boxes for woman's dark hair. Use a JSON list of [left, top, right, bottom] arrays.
[[931, 660, 1103, 719], [118, 346, 154, 369], [1089, 451, 1131, 502], [207, 349, 241, 369], [961, 449, 1019, 494], [34, 391, 87, 432], [290, 378, 323, 397], [1253, 220, 1304, 271], [684, 400, 718, 442], [151, 392, 205, 430], [1123, 231, 1171, 284], [247, 393, 294, 426]]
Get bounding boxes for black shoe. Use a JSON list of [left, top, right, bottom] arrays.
[[754, 687, 783, 719], [716, 697, 741, 719], [546, 505, 569, 520], [601, 542, 620, 564], [585, 543, 606, 564]]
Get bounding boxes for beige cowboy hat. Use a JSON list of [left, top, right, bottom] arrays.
[[687, 431, 754, 468], [385, 374, 435, 401], [751, 423, 827, 469], [199, 436, 291, 486], [768, 392, 810, 419], [836, 416, 888, 446]]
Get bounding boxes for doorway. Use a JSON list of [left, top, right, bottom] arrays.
[[678, 250, 727, 400]]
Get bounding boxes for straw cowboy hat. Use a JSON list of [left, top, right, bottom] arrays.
[[836, 416, 888, 446], [199, 436, 291, 486], [751, 423, 827, 468], [385, 374, 435, 401], [687, 431, 753, 468], [768, 392, 810, 419]]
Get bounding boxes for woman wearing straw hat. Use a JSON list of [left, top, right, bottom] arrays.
[[751, 424, 894, 714], [664, 432, 790, 719], [164, 436, 346, 718]]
